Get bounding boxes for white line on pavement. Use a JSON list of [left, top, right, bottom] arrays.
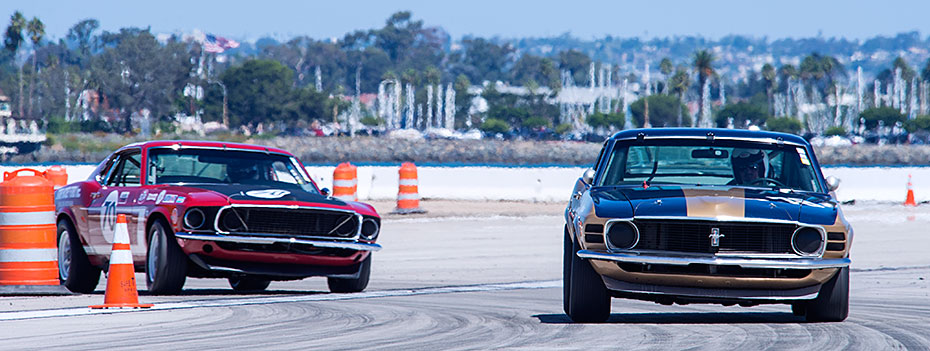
[[0, 280, 561, 321]]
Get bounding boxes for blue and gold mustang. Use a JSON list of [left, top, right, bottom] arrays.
[[564, 128, 852, 322]]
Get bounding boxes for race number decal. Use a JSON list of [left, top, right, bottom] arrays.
[[100, 191, 121, 243], [245, 189, 291, 199]]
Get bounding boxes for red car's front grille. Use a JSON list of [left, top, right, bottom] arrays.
[[218, 207, 359, 239]]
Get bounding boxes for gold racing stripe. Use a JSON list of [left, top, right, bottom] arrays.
[[683, 188, 745, 218]]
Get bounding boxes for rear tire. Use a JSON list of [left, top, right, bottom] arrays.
[[562, 226, 573, 316], [145, 219, 188, 295], [57, 219, 101, 293], [229, 275, 271, 292], [805, 267, 849, 322], [567, 237, 610, 323], [327, 254, 371, 293]]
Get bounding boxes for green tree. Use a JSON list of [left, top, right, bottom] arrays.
[[586, 112, 625, 130], [479, 118, 510, 134], [91, 28, 192, 132], [669, 66, 690, 126], [26, 16, 43, 119], [904, 115, 930, 133], [859, 106, 906, 129], [511, 54, 559, 89], [67, 18, 99, 65], [659, 57, 673, 93], [558, 50, 592, 86], [693, 49, 715, 124], [4, 11, 26, 117], [715, 102, 768, 128], [761, 63, 776, 115], [765, 117, 803, 134], [221, 59, 293, 127], [630, 94, 690, 127]]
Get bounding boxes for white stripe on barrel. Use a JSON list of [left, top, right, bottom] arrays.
[[397, 193, 420, 200], [333, 179, 358, 187], [0, 211, 56, 226], [0, 248, 57, 263], [399, 179, 419, 186]]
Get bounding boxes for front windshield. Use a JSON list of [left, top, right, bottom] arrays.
[[147, 148, 317, 193], [598, 140, 823, 192]]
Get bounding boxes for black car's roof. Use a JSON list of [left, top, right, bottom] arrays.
[[609, 128, 810, 146]]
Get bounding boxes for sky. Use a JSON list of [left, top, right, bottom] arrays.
[[3, 0, 930, 42]]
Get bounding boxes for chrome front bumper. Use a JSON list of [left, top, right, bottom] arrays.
[[175, 232, 382, 252], [577, 250, 849, 269]]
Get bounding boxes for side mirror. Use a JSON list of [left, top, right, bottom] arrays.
[[825, 176, 840, 192], [320, 188, 330, 196], [582, 168, 595, 185]]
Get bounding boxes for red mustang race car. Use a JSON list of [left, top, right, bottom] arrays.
[[54, 141, 381, 294]]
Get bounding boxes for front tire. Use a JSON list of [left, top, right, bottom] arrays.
[[145, 219, 188, 295], [805, 267, 849, 322], [562, 226, 573, 316], [327, 254, 371, 293], [57, 219, 101, 293], [567, 237, 610, 323]]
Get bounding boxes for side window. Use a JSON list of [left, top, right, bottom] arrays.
[[106, 151, 143, 187]]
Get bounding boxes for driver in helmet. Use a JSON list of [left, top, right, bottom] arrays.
[[227, 162, 261, 183], [729, 148, 768, 185]]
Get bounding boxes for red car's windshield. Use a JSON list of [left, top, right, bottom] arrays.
[[147, 147, 317, 192]]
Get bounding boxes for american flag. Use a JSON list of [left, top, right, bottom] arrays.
[[202, 34, 240, 53]]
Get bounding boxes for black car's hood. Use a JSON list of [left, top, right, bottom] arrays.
[[590, 185, 837, 225], [185, 183, 348, 206]]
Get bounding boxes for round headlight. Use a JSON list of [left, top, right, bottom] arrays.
[[792, 227, 824, 256], [361, 218, 380, 240], [220, 211, 244, 231], [184, 208, 205, 230], [333, 217, 358, 237], [606, 221, 639, 250]]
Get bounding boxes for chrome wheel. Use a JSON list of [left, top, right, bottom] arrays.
[[147, 229, 161, 284], [57, 229, 72, 281]]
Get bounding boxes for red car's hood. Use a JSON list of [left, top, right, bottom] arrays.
[[161, 183, 378, 216]]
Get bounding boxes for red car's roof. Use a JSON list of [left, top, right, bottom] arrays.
[[121, 140, 293, 156]]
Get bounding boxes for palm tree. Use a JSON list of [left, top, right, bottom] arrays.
[[670, 67, 690, 126], [26, 17, 44, 120], [3, 11, 26, 118], [761, 63, 776, 115], [692, 50, 715, 126], [659, 57, 673, 94]]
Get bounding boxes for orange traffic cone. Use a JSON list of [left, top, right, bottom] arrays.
[[391, 162, 426, 214], [90, 214, 153, 309], [905, 174, 917, 207]]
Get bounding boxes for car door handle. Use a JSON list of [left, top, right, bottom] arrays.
[[572, 191, 582, 200], [90, 192, 101, 199]]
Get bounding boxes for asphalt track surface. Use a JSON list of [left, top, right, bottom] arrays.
[[1, 205, 928, 350]]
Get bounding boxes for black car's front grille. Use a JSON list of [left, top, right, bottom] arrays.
[[632, 219, 796, 254], [219, 207, 359, 239]]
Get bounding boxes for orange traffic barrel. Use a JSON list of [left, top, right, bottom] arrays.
[[0, 168, 69, 295], [44, 166, 68, 189], [905, 174, 917, 207], [392, 162, 426, 214], [333, 162, 358, 202]]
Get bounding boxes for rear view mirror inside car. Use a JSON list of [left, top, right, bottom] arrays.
[[691, 148, 729, 159]]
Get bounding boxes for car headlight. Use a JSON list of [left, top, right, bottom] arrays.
[[184, 208, 206, 229], [605, 220, 639, 250], [360, 217, 380, 241], [792, 227, 824, 256]]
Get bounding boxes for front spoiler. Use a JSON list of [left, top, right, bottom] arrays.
[[577, 250, 849, 269], [175, 232, 382, 252]]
